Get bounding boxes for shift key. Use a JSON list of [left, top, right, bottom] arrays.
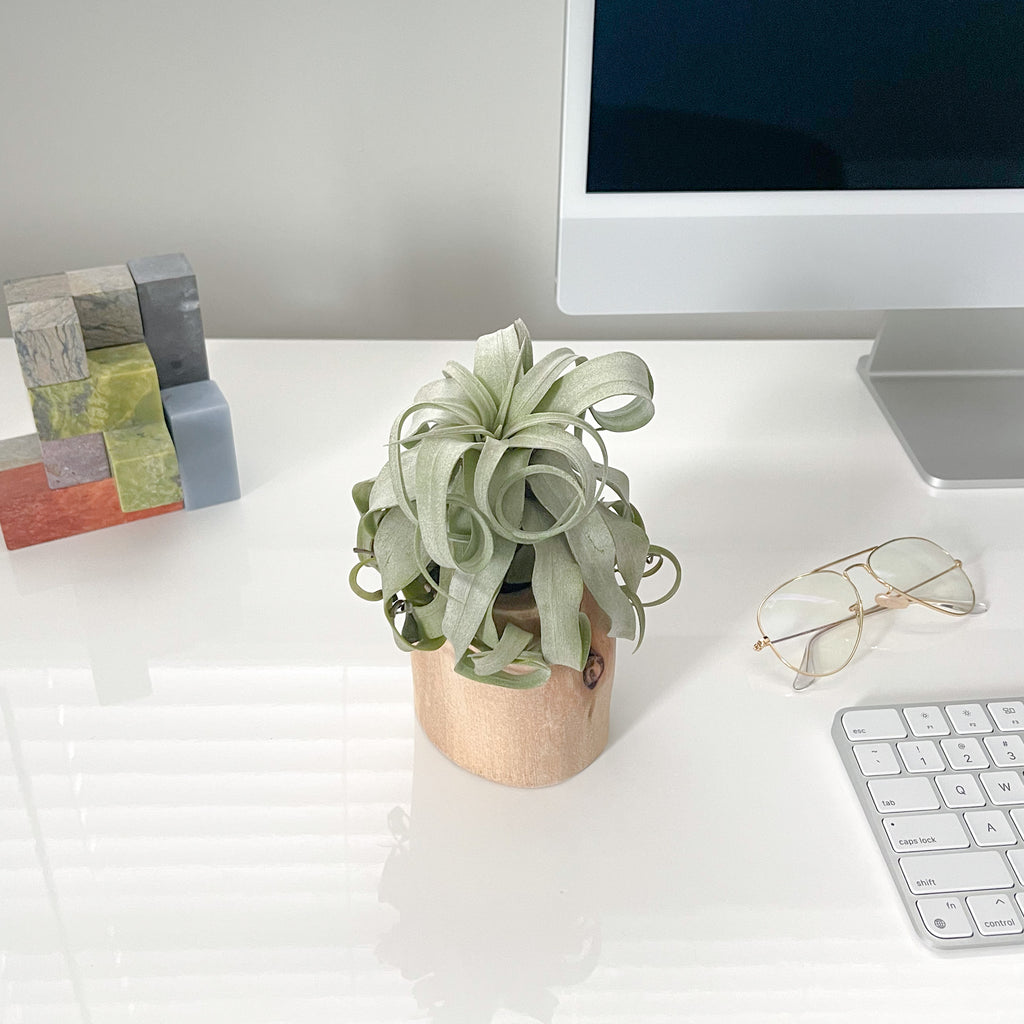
[[899, 851, 1013, 894]]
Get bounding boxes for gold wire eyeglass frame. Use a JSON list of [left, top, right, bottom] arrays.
[[754, 536, 976, 688]]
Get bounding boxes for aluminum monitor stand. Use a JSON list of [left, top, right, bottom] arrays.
[[858, 308, 1024, 488]]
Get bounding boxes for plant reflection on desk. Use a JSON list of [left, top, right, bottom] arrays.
[[377, 803, 600, 1023]]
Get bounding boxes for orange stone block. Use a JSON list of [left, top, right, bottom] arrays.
[[0, 461, 183, 550]]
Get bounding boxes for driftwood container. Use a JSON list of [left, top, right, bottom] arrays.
[[410, 589, 616, 787]]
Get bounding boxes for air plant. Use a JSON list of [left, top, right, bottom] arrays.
[[350, 320, 680, 688]]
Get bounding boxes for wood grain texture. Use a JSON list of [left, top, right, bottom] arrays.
[[411, 589, 616, 787]]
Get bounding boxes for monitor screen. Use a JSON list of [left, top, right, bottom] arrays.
[[587, 1, 1024, 195], [557, 0, 1024, 315]]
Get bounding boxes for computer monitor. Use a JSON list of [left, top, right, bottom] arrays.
[[557, 0, 1024, 487]]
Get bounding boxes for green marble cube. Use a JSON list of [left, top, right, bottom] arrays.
[[28, 343, 163, 442], [103, 421, 183, 513]]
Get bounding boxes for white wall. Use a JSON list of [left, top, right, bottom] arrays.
[[0, 1, 880, 341]]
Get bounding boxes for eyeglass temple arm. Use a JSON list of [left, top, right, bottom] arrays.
[[788, 602, 892, 689], [788, 588, 985, 690]]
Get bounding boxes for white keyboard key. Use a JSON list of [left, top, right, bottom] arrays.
[[853, 743, 900, 776], [980, 771, 1024, 805], [897, 739, 944, 773], [1010, 809, 1024, 839], [842, 708, 906, 741], [904, 706, 950, 737], [917, 896, 973, 939], [964, 810, 1018, 847], [947, 703, 993, 734], [899, 851, 1013, 894], [989, 702, 1024, 732], [835, 699, 1024, 950], [883, 813, 969, 853], [941, 737, 989, 770], [936, 773, 986, 808], [868, 776, 939, 812], [968, 894, 1024, 936], [984, 734, 1024, 767]]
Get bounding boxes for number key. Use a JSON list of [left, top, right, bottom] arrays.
[[941, 737, 989, 770], [985, 734, 1024, 767], [897, 739, 944, 773]]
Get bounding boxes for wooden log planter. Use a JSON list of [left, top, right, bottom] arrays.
[[411, 589, 616, 787]]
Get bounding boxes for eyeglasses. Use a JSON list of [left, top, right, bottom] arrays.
[[754, 536, 977, 689]]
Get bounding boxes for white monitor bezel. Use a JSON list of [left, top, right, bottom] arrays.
[[557, 0, 1024, 314]]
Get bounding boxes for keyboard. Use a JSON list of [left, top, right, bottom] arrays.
[[833, 699, 1024, 951]]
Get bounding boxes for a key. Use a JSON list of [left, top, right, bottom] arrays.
[[964, 810, 1018, 847]]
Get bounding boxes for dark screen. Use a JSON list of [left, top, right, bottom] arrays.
[[588, 1, 1024, 192]]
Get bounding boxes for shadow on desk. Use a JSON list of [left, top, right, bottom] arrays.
[[605, 634, 706, 749]]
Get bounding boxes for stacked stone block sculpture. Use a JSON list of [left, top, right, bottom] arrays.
[[0, 254, 240, 550]]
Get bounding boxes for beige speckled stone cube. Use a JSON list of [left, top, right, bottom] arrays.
[[3, 273, 69, 307]]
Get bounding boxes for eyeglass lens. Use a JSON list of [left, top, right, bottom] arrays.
[[758, 570, 862, 676], [868, 537, 974, 614]]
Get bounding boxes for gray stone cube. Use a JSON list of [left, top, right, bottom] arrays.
[[0, 433, 42, 472], [9, 296, 90, 388], [128, 253, 209, 389], [67, 264, 145, 349]]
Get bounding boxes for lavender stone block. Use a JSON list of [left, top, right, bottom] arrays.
[[128, 253, 209, 389], [161, 379, 240, 509], [67, 264, 145, 349], [4, 273, 69, 307], [9, 296, 89, 388], [40, 432, 111, 489]]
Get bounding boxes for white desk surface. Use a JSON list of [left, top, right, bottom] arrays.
[[3, 337, 1024, 1023]]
